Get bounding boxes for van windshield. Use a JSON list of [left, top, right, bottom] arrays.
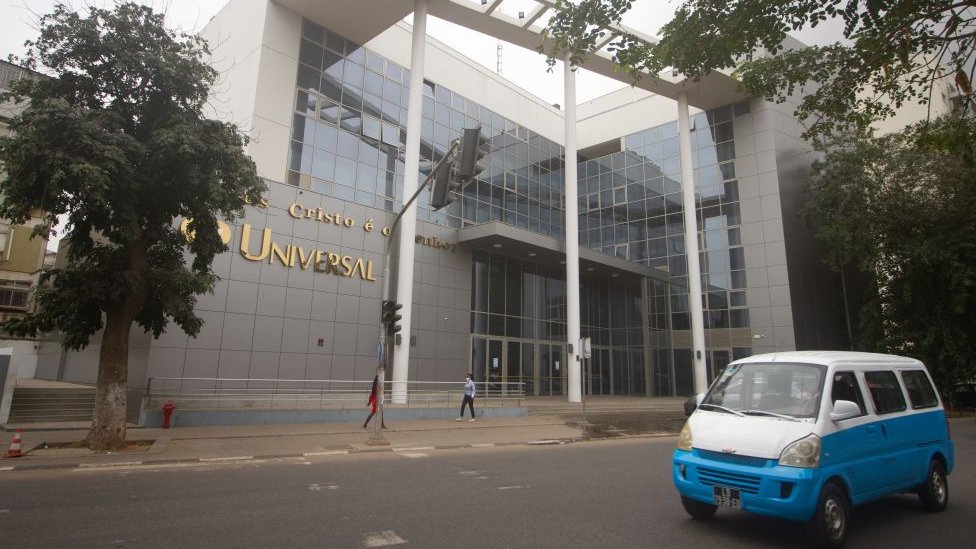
[[701, 362, 826, 420]]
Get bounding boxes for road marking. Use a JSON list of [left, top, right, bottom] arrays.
[[304, 450, 349, 457], [394, 446, 433, 452], [363, 530, 407, 547], [78, 461, 144, 469], [497, 485, 524, 491], [399, 452, 428, 459], [0, 467, 14, 472], [471, 443, 495, 448], [199, 456, 253, 462], [458, 470, 480, 476], [528, 440, 562, 445], [0, 509, 10, 513], [308, 484, 322, 491]]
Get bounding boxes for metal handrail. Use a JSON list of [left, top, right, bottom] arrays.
[[144, 377, 525, 410]]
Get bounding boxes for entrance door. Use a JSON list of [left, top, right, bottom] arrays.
[[487, 339, 504, 395], [522, 343, 536, 396], [540, 344, 565, 396], [472, 339, 565, 397]]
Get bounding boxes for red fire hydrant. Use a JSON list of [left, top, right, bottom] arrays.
[[162, 400, 176, 429]]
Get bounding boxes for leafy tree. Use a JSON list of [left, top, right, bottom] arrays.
[[543, 0, 974, 140], [803, 116, 976, 399], [0, 3, 264, 450]]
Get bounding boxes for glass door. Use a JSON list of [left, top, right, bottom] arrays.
[[471, 338, 486, 384], [541, 344, 565, 396], [522, 343, 536, 396], [487, 339, 504, 395]]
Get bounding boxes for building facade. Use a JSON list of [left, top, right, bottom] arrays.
[[34, 0, 849, 408]]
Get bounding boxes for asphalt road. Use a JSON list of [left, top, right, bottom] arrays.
[[1, 419, 973, 549]]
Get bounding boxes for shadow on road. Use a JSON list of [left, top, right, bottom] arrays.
[[565, 411, 686, 439]]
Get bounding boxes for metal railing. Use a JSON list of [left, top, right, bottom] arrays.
[[144, 377, 525, 410]]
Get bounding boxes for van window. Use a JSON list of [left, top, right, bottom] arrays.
[[864, 371, 907, 414], [900, 370, 939, 409], [830, 371, 866, 416], [701, 362, 825, 418]]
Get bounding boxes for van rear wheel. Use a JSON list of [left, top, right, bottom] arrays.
[[680, 496, 717, 519], [918, 459, 949, 512], [807, 482, 849, 548]]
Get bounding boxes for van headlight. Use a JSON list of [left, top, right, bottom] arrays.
[[778, 434, 821, 468], [677, 422, 693, 451]]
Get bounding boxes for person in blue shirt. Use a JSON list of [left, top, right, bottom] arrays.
[[456, 373, 476, 422]]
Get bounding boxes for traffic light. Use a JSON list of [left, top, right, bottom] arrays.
[[456, 126, 489, 182], [381, 300, 403, 336], [429, 154, 454, 210], [429, 126, 489, 211]]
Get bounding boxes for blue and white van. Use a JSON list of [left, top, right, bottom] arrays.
[[673, 351, 954, 547]]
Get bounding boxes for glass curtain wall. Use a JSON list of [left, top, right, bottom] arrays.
[[289, 20, 566, 238], [579, 102, 754, 395], [287, 21, 759, 397]]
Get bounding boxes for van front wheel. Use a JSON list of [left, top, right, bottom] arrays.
[[807, 482, 849, 548], [680, 496, 717, 519], [918, 459, 948, 512]]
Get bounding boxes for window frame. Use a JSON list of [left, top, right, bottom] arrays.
[[829, 371, 867, 418], [899, 369, 940, 409], [864, 370, 908, 415]]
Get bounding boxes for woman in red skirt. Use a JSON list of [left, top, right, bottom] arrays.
[[363, 375, 387, 430]]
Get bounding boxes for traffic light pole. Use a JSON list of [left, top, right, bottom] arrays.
[[368, 142, 458, 445]]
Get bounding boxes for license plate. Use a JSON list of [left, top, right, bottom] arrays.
[[713, 486, 741, 509]]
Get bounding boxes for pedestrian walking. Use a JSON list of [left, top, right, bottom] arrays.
[[456, 373, 476, 421], [363, 375, 387, 430]]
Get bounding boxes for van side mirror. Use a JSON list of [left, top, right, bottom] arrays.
[[684, 392, 705, 417], [829, 400, 861, 422]]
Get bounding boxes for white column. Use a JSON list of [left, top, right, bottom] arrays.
[[391, 0, 428, 404], [677, 91, 708, 394], [564, 58, 582, 404]]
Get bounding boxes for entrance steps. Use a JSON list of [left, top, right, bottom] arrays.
[[7, 386, 96, 423]]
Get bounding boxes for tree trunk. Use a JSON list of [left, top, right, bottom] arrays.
[[84, 242, 148, 451], [84, 310, 133, 451]]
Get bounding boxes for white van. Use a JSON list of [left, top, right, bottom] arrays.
[[673, 351, 955, 547]]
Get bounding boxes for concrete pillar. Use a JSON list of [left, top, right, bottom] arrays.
[[677, 91, 708, 394], [564, 58, 581, 404], [391, 0, 428, 404]]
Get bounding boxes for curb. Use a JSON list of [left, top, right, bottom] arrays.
[[0, 437, 582, 472], [0, 431, 679, 473]]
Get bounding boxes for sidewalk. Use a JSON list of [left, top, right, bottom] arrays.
[[1, 410, 685, 472]]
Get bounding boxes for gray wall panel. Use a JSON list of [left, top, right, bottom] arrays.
[[332, 323, 358, 355], [285, 287, 314, 319], [281, 318, 310, 353], [226, 280, 259, 314], [311, 291, 338, 321], [249, 351, 280, 380], [252, 315, 284, 352], [217, 350, 250, 379], [222, 313, 256, 351], [188, 310, 225, 350], [278, 353, 308, 380], [256, 284, 286, 316]]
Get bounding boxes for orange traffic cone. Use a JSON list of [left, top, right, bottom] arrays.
[[5, 429, 23, 458]]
